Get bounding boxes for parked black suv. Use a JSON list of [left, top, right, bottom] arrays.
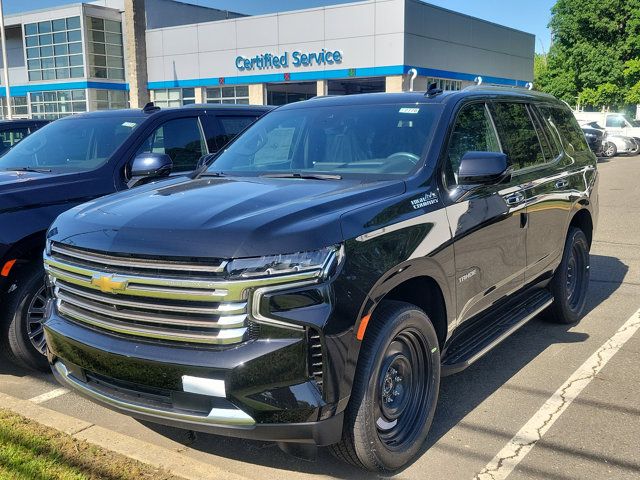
[[0, 119, 49, 155], [43, 87, 598, 472], [0, 104, 270, 370]]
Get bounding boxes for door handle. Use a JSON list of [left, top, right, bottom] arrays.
[[504, 191, 525, 206], [555, 179, 569, 189]]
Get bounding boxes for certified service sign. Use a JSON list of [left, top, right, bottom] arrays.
[[235, 49, 343, 71]]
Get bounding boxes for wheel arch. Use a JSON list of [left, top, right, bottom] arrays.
[[568, 208, 593, 249], [0, 230, 47, 286]]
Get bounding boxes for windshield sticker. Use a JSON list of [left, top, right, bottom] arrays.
[[122, 122, 137, 128], [411, 191, 438, 209], [399, 107, 420, 114]]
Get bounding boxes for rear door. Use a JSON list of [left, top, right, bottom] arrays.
[[523, 104, 594, 282], [442, 101, 527, 325]]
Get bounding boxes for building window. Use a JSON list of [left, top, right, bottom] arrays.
[[24, 16, 84, 81], [30, 89, 87, 119], [206, 86, 249, 104], [426, 77, 462, 91], [0, 96, 29, 118], [87, 17, 124, 80], [92, 89, 129, 110], [151, 88, 195, 107]]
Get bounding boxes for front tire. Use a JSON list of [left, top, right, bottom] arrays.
[[1, 265, 49, 371], [330, 301, 440, 472], [546, 227, 590, 324]]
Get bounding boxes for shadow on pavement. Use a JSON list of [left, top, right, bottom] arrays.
[[119, 255, 630, 478]]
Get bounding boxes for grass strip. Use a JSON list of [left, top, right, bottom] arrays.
[[0, 409, 178, 480]]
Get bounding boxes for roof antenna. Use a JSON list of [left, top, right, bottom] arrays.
[[142, 102, 161, 113], [474, 76, 483, 85], [425, 82, 443, 98], [407, 68, 417, 92]]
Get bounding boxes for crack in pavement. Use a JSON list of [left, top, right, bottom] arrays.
[[474, 311, 640, 480]]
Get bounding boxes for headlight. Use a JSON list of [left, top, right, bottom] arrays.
[[226, 245, 343, 279]]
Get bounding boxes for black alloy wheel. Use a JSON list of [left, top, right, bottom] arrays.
[[330, 301, 440, 472]]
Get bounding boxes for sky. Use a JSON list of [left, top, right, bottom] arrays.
[[3, 0, 555, 54]]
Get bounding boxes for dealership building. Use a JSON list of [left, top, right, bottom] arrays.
[[0, 0, 534, 118]]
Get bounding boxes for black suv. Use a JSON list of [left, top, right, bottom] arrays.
[[0, 104, 270, 370], [43, 88, 598, 472]]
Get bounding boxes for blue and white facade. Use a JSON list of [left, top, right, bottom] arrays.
[[1, 0, 534, 116], [145, 0, 534, 106]]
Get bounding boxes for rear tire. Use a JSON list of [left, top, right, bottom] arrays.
[[329, 301, 440, 472], [546, 227, 590, 324], [1, 265, 49, 371]]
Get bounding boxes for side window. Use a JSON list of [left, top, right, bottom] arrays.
[[531, 106, 561, 161], [606, 115, 626, 128], [539, 106, 590, 155], [0, 127, 29, 150], [489, 102, 545, 170], [214, 116, 258, 150], [444, 103, 501, 188], [136, 117, 207, 172]]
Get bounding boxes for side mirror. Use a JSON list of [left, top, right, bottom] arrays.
[[127, 152, 172, 188], [458, 151, 511, 186], [196, 153, 216, 170]]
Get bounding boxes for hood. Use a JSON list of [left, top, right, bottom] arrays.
[[0, 170, 110, 215], [50, 176, 405, 258]]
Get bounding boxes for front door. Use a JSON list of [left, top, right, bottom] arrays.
[[442, 101, 527, 325]]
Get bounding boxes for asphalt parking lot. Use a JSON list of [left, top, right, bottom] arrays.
[[1, 154, 639, 480]]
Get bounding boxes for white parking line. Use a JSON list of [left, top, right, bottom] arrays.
[[475, 308, 640, 480], [28, 387, 69, 404]]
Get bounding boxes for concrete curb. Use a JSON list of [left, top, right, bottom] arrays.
[[0, 391, 250, 480]]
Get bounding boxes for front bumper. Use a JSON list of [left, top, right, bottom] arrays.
[[44, 311, 344, 446]]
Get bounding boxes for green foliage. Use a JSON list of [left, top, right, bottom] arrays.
[[537, 0, 640, 110]]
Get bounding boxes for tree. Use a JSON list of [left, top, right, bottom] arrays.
[[538, 0, 640, 111]]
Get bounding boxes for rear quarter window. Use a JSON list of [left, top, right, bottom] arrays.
[[538, 105, 590, 155]]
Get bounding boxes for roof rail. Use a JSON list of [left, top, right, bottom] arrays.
[[463, 80, 536, 92]]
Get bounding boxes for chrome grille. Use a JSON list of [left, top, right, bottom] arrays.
[[45, 243, 323, 345]]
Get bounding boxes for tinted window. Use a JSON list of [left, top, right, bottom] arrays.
[[0, 117, 141, 172], [490, 102, 545, 169], [444, 103, 501, 187], [207, 104, 440, 178], [530, 106, 561, 161], [0, 127, 29, 151], [214, 116, 257, 150], [137, 117, 207, 172], [539, 106, 590, 155]]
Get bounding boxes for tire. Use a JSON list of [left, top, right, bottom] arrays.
[[545, 227, 590, 324], [631, 139, 640, 155], [329, 301, 440, 472], [603, 141, 617, 158], [1, 264, 49, 371]]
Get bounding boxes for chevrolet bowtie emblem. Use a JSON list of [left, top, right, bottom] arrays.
[[90, 274, 128, 294]]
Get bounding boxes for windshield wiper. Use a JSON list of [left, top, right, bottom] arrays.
[[198, 171, 226, 177], [261, 172, 342, 180], [5, 167, 52, 173]]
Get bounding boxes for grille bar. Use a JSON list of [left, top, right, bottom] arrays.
[[58, 302, 248, 344], [51, 242, 228, 273]]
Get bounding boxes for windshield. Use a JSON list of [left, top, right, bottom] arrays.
[[0, 116, 142, 173], [206, 103, 441, 179]]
